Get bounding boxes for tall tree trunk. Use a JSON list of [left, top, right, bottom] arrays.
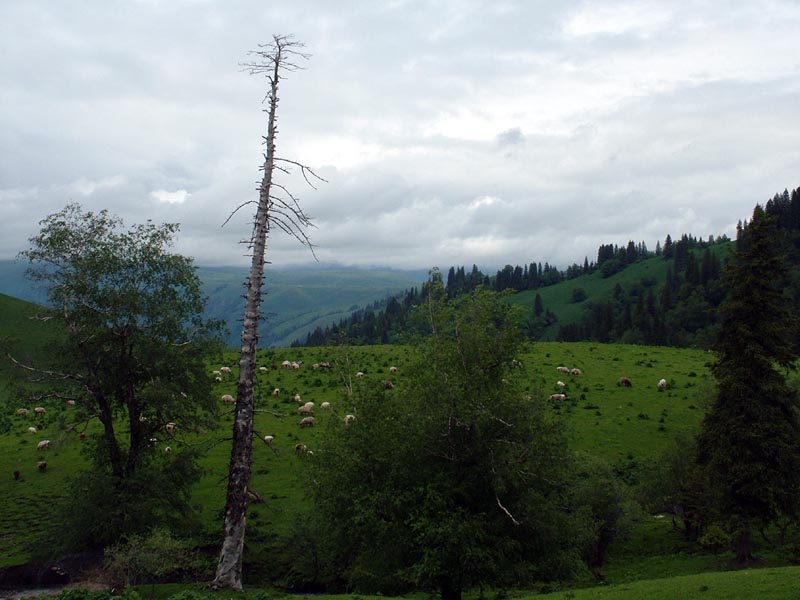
[[212, 40, 282, 591], [734, 529, 755, 565]]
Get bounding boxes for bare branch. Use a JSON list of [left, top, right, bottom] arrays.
[[222, 201, 259, 228], [496, 493, 522, 526]]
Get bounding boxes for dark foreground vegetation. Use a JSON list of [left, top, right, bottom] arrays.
[[2, 188, 800, 599]]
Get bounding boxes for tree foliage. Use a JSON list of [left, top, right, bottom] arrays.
[[304, 286, 583, 599], [695, 205, 800, 562], [18, 203, 221, 547]]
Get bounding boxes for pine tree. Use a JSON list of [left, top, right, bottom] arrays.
[[695, 205, 800, 563]]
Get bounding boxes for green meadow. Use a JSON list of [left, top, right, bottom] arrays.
[[1, 292, 795, 598]]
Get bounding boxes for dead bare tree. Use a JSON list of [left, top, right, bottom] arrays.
[[212, 34, 322, 590]]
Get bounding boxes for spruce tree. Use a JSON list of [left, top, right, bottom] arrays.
[[695, 205, 800, 563]]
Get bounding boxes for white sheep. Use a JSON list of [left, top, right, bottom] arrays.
[[657, 378, 668, 391], [299, 416, 315, 427], [66, 400, 76, 407], [356, 372, 365, 379], [272, 388, 281, 397], [259, 366, 268, 373], [571, 368, 582, 376], [344, 414, 356, 426], [556, 381, 566, 389], [293, 393, 302, 404], [389, 366, 398, 373], [291, 361, 301, 370], [27, 427, 37, 434], [164, 446, 172, 454], [321, 401, 331, 410], [298, 405, 314, 416], [263, 435, 274, 445], [557, 366, 570, 374], [34, 407, 46, 415], [281, 360, 291, 368], [16, 408, 29, 416], [303, 401, 315, 409], [165, 422, 177, 435], [221, 394, 235, 404], [220, 366, 232, 374], [37, 440, 50, 451], [549, 393, 567, 401]]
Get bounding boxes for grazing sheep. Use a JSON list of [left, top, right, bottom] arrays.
[[300, 416, 315, 427], [557, 366, 570, 374], [214, 376, 222, 383], [389, 366, 398, 373], [272, 388, 281, 397], [356, 372, 365, 379], [657, 378, 668, 391], [37, 440, 50, 451], [37, 461, 47, 472], [34, 407, 46, 415], [619, 377, 633, 387], [212, 370, 222, 377], [66, 400, 76, 407], [221, 394, 235, 404], [344, 414, 356, 426], [164, 446, 172, 454], [291, 361, 301, 370], [571, 368, 582, 376], [312, 363, 320, 369], [165, 422, 177, 434], [259, 366, 268, 373], [16, 408, 29, 416], [549, 393, 567, 401], [220, 366, 232, 374], [298, 405, 314, 416], [293, 393, 302, 404], [304, 401, 315, 408], [295, 443, 307, 454], [321, 401, 331, 409], [27, 427, 36, 434], [556, 381, 566, 389], [263, 435, 274, 445], [281, 360, 291, 368]]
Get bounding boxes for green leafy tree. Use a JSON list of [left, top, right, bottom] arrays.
[[695, 205, 800, 563], [306, 286, 582, 599], [17, 203, 222, 547]]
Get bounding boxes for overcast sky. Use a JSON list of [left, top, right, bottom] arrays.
[[2, 1, 799, 271]]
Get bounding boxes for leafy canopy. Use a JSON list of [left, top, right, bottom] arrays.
[[19, 203, 222, 547], [305, 284, 582, 599]]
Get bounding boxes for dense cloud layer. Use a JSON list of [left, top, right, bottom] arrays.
[[2, 1, 799, 271]]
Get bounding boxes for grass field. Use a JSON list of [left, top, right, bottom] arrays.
[[1, 291, 789, 598]]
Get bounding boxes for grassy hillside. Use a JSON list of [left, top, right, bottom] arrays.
[[509, 256, 671, 340], [4, 292, 787, 598]]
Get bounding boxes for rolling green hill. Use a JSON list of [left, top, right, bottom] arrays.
[[508, 255, 673, 339]]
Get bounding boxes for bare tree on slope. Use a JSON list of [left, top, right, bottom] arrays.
[[213, 34, 322, 590]]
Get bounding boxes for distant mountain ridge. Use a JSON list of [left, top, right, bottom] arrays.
[[0, 260, 427, 347]]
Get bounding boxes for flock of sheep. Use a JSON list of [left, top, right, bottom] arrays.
[[548, 365, 669, 401], [14, 356, 673, 480]]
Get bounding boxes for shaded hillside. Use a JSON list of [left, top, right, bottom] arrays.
[[0, 261, 426, 348]]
